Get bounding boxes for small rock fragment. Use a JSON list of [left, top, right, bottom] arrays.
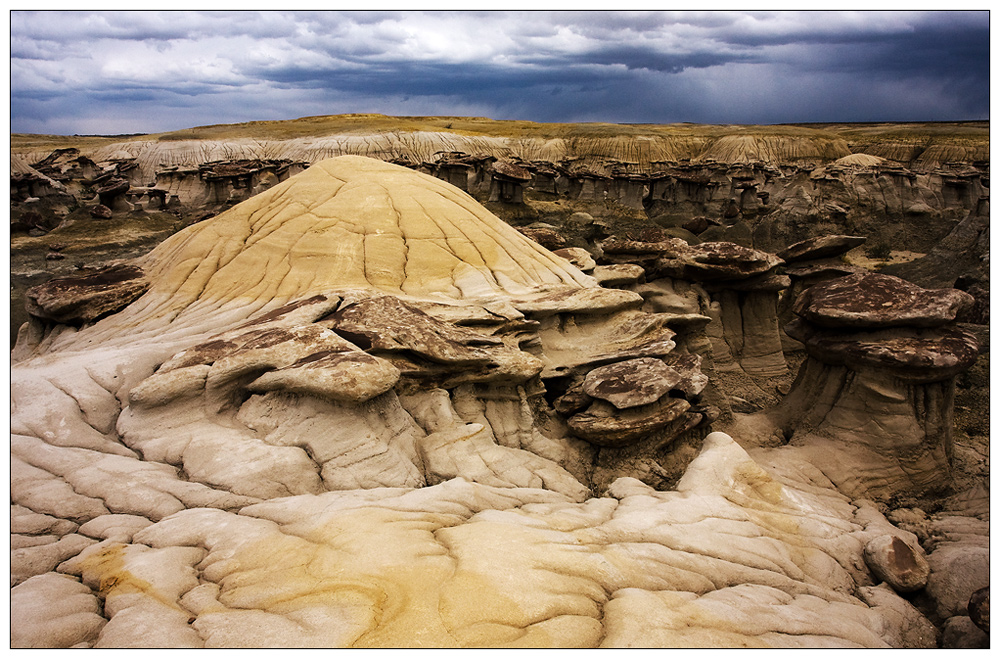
[[863, 534, 930, 593]]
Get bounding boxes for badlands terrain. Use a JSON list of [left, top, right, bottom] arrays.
[[9, 116, 990, 648]]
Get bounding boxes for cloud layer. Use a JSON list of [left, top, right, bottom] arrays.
[[10, 10, 990, 135]]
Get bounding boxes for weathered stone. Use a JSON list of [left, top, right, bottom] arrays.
[[582, 358, 681, 410], [89, 204, 113, 219], [783, 262, 864, 280], [25, 264, 148, 325], [247, 350, 401, 404], [553, 382, 593, 416], [567, 397, 691, 446], [778, 235, 867, 263], [510, 287, 643, 318], [602, 236, 687, 258], [793, 272, 974, 329], [655, 242, 783, 282], [552, 247, 596, 272], [592, 263, 645, 287], [941, 616, 989, 649], [519, 226, 567, 250], [324, 295, 543, 385], [968, 587, 989, 633], [785, 320, 980, 383], [660, 352, 709, 399], [863, 534, 930, 593]]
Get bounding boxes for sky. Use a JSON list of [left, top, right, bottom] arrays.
[[8, 9, 992, 136]]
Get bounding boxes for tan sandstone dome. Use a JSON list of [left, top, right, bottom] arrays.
[[122, 156, 593, 326]]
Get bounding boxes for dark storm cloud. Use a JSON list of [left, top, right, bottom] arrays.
[[8, 10, 990, 135]]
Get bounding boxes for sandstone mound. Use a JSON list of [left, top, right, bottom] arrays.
[[833, 153, 888, 168]]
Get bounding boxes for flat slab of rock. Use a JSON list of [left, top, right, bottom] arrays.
[[247, 350, 401, 404], [324, 295, 543, 384], [785, 320, 979, 382], [778, 235, 867, 263], [509, 287, 643, 317], [783, 262, 865, 280], [592, 264, 645, 287], [582, 358, 682, 410], [655, 242, 783, 281], [552, 247, 597, 272], [567, 397, 692, 447], [25, 264, 148, 325], [793, 272, 974, 329]]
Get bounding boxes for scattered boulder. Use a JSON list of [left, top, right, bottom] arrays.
[[941, 616, 989, 649], [89, 204, 113, 219], [863, 534, 930, 593]]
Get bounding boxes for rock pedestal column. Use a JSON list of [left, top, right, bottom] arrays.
[[770, 272, 978, 499]]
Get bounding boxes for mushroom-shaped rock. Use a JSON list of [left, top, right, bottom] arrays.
[[778, 235, 867, 263], [760, 274, 980, 500], [491, 159, 532, 181], [96, 177, 131, 211], [624, 241, 791, 381], [25, 264, 148, 325], [793, 272, 974, 329], [863, 534, 931, 593], [567, 351, 709, 449], [785, 321, 980, 383]]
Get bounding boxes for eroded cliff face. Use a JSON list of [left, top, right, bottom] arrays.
[[10, 157, 988, 648]]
